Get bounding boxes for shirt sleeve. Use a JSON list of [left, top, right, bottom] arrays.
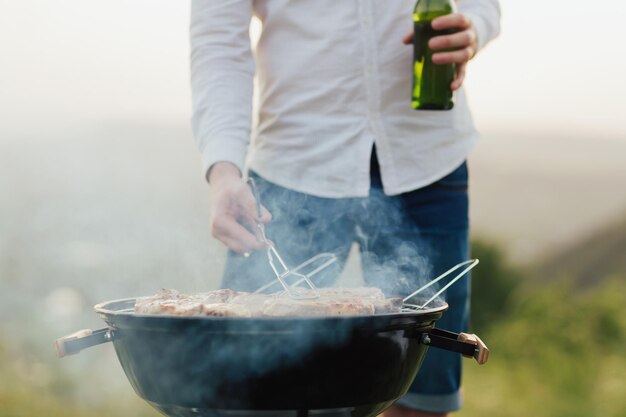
[[190, 0, 254, 180], [457, 0, 501, 51]]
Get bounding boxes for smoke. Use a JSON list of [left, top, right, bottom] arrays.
[[225, 170, 451, 305]]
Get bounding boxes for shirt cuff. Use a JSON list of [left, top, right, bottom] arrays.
[[200, 139, 247, 182]]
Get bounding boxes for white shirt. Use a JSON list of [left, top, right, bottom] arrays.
[[191, 0, 500, 198]]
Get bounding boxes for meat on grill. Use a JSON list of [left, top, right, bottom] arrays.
[[134, 288, 403, 318]]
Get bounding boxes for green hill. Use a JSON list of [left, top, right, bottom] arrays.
[[532, 213, 626, 289]]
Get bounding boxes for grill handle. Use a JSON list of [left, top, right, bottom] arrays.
[[55, 327, 114, 358], [420, 328, 489, 365]]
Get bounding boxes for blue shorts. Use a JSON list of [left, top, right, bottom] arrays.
[[222, 150, 470, 413]]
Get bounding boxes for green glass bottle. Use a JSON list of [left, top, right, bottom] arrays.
[[412, 0, 456, 110]]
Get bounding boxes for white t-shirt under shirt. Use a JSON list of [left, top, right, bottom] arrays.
[[191, 0, 501, 198]]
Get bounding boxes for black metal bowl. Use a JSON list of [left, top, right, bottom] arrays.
[[56, 298, 487, 417]]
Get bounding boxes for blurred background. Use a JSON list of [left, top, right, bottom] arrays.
[[1, 0, 625, 416]]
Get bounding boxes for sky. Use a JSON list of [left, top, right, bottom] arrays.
[[1, 0, 625, 140]]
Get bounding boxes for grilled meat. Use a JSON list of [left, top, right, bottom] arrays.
[[134, 287, 403, 317]]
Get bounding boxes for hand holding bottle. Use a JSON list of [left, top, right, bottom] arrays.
[[404, 12, 478, 92]]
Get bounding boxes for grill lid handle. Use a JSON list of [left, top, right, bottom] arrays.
[[55, 328, 114, 358], [421, 328, 489, 365]]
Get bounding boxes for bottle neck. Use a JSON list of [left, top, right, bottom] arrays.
[[414, 0, 456, 20]]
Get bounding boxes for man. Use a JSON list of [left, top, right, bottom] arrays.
[[190, 1, 500, 416]]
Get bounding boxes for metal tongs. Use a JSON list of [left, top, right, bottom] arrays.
[[247, 178, 338, 300], [402, 259, 480, 310]]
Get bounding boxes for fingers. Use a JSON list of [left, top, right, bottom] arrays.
[[451, 63, 466, 91], [402, 30, 414, 45], [428, 14, 477, 66], [432, 46, 474, 65], [259, 205, 272, 224], [432, 13, 471, 31], [212, 215, 266, 254], [429, 29, 476, 51], [238, 213, 264, 242], [237, 185, 263, 219]]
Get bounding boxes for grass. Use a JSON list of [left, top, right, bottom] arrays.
[[461, 278, 626, 417], [0, 342, 157, 417]]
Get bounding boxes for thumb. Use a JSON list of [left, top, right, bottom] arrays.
[[258, 205, 272, 224], [239, 186, 261, 217], [238, 184, 272, 224], [402, 30, 414, 45], [243, 178, 273, 224]]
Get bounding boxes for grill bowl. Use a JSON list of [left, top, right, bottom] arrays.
[[94, 298, 447, 417]]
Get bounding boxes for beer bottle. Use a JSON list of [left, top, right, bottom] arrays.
[[412, 0, 456, 110]]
